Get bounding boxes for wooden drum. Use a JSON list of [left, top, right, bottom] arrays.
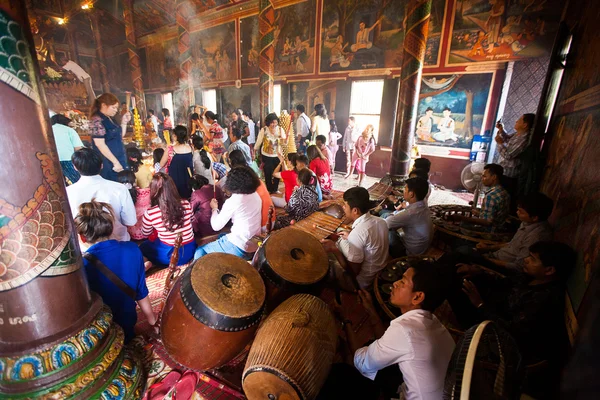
[[242, 294, 337, 400], [160, 253, 266, 370], [253, 227, 329, 308]]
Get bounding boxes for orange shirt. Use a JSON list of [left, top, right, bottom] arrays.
[[256, 181, 274, 227]]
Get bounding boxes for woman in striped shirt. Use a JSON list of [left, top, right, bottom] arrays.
[[139, 173, 197, 267]]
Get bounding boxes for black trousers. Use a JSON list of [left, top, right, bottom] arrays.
[[262, 155, 280, 193]]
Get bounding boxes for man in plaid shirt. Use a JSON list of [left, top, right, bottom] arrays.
[[495, 114, 535, 209], [451, 164, 510, 230]]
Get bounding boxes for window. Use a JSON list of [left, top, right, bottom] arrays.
[[273, 84, 282, 115], [161, 92, 174, 122], [349, 80, 385, 143], [202, 89, 217, 113]]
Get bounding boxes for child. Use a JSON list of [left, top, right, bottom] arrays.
[[307, 145, 333, 199], [153, 148, 165, 173], [316, 134, 334, 169], [126, 147, 153, 189], [272, 152, 299, 208], [117, 170, 150, 241], [296, 154, 323, 202], [75, 200, 156, 343], [274, 168, 319, 229]]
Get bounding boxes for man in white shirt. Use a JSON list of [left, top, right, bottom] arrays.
[[386, 177, 433, 258], [59, 57, 96, 103], [340, 262, 455, 400], [433, 107, 457, 142], [67, 148, 137, 242], [321, 187, 389, 289], [295, 104, 311, 154], [148, 109, 159, 133]]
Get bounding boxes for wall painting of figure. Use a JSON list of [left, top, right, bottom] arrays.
[[447, 0, 562, 65], [320, 0, 446, 73], [190, 22, 237, 84], [240, 15, 260, 79], [272, 0, 317, 77], [415, 72, 495, 159]]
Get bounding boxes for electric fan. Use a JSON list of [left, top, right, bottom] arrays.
[[460, 162, 485, 192], [443, 321, 523, 400]]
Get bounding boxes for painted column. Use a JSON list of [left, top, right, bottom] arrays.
[[175, 0, 195, 124], [123, 0, 146, 119], [258, 0, 275, 124], [389, 0, 432, 178], [0, 3, 143, 397], [90, 11, 111, 94]]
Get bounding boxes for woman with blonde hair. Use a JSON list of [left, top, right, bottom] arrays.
[[346, 124, 376, 186], [89, 93, 130, 181], [75, 200, 156, 343]]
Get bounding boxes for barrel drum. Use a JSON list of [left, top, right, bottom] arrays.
[[253, 228, 329, 309], [242, 294, 337, 400], [160, 253, 266, 370]]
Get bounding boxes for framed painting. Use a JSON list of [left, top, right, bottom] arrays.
[[415, 72, 495, 158]]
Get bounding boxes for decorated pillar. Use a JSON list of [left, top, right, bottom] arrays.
[[0, 3, 143, 398], [389, 0, 432, 178], [175, 0, 195, 123], [90, 11, 111, 94], [123, 0, 146, 119], [259, 0, 275, 124]]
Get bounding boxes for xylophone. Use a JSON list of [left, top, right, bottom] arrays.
[[292, 203, 346, 240]]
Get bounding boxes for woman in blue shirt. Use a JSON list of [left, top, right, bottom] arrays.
[[89, 93, 130, 182], [75, 200, 156, 343]]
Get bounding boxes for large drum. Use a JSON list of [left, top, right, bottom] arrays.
[[160, 253, 266, 370], [242, 294, 337, 400], [253, 228, 329, 308]]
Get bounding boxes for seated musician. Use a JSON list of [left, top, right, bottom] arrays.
[[386, 178, 433, 259], [378, 169, 430, 219], [450, 163, 510, 231], [274, 168, 319, 229], [189, 174, 225, 237], [75, 200, 156, 343], [451, 241, 575, 364], [194, 167, 262, 260], [321, 187, 389, 289], [323, 262, 455, 400], [443, 192, 554, 274], [228, 150, 274, 231]]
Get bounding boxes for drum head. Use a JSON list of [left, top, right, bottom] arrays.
[[263, 228, 329, 285], [243, 371, 302, 400], [183, 253, 266, 330]]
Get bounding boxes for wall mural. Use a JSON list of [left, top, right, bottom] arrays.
[[190, 22, 237, 83], [319, 0, 446, 73], [448, 0, 562, 65], [144, 38, 179, 89], [240, 15, 260, 79], [272, 0, 317, 77], [415, 72, 494, 156], [133, 0, 176, 38], [221, 85, 260, 124]]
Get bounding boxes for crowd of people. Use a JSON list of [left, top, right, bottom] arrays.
[[52, 93, 573, 399]]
